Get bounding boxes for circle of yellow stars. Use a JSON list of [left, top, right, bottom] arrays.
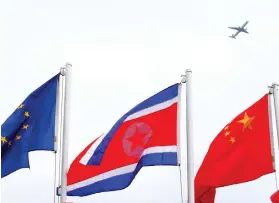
[[1, 104, 30, 147], [224, 112, 255, 144]]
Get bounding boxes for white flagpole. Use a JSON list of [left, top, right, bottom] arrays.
[[177, 83, 182, 167], [60, 63, 72, 203], [176, 83, 184, 202], [268, 88, 277, 172], [53, 73, 62, 203], [272, 83, 279, 151], [185, 69, 194, 203], [181, 69, 194, 203], [271, 83, 279, 189]]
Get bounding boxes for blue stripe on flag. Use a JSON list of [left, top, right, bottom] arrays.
[[62, 152, 177, 197]]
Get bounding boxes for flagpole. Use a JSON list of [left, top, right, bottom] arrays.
[[177, 83, 182, 167], [176, 82, 184, 202], [53, 73, 62, 203], [271, 83, 279, 189], [60, 63, 72, 203], [272, 83, 279, 154], [182, 69, 195, 203], [268, 87, 278, 190]]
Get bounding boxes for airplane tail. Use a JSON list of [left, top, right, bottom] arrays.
[[229, 35, 236, 39]]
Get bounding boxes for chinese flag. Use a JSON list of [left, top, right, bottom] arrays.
[[271, 190, 279, 203], [195, 94, 275, 203]]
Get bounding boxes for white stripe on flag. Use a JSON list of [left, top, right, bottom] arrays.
[[125, 96, 178, 122], [79, 134, 106, 165], [59, 145, 177, 194]]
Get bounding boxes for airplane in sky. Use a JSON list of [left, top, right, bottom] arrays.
[[228, 21, 249, 39]]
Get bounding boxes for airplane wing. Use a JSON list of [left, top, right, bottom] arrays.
[[228, 27, 240, 31]]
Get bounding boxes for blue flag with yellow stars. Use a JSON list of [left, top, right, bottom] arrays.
[[1, 73, 60, 178]]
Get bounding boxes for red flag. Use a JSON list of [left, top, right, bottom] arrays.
[[271, 190, 279, 203], [195, 94, 274, 203]]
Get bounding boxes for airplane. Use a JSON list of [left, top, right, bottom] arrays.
[[228, 21, 249, 39]]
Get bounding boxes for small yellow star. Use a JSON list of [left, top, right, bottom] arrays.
[[24, 111, 30, 117], [15, 135, 21, 140], [238, 112, 255, 130], [1, 136, 7, 144], [8, 141, 12, 147], [18, 104, 24, 109], [229, 137, 236, 144], [23, 124, 29, 130], [225, 131, 230, 137]]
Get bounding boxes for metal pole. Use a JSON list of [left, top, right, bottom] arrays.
[[177, 83, 182, 166], [53, 73, 62, 203], [184, 69, 194, 203], [271, 83, 279, 190], [268, 87, 278, 190], [177, 83, 184, 203], [268, 89, 276, 170], [60, 63, 72, 203], [272, 83, 279, 158]]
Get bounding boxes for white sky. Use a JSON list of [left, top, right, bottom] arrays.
[[1, 0, 279, 202]]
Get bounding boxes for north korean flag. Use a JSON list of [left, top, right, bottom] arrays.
[[57, 83, 180, 196]]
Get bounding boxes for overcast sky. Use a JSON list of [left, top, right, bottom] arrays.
[[1, 0, 279, 202]]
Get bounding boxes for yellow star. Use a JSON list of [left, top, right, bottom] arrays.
[[24, 111, 30, 117], [15, 135, 21, 140], [225, 131, 230, 137], [1, 136, 7, 144], [229, 137, 236, 144], [23, 124, 29, 130], [237, 112, 255, 130], [8, 141, 12, 147], [18, 104, 24, 109], [224, 125, 229, 131]]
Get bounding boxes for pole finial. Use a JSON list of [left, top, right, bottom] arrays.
[[269, 83, 279, 94], [65, 62, 72, 69], [60, 62, 72, 76], [268, 85, 274, 94], [181, 69, 192, 83], [60, 67, 66, 76]]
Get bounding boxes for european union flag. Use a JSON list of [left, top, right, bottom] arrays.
[[1, 73, 60, 178]]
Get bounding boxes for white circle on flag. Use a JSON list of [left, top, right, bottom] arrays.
[[122, 122, 153, 157]]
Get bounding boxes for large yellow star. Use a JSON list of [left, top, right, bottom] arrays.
[[1, 136, 7, 144], [237, 112, 255, 130]]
